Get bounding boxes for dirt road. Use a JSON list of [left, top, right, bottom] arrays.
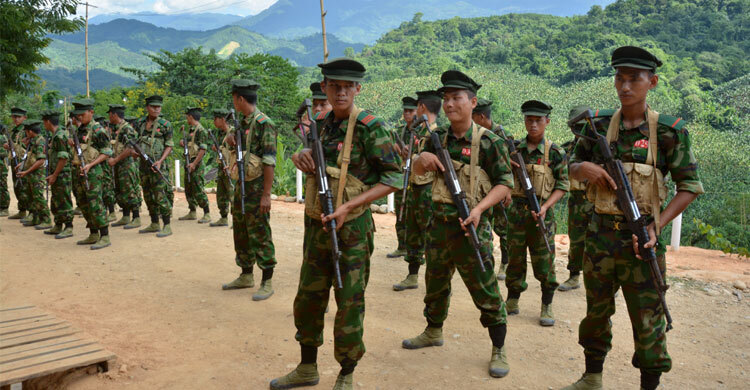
[[1, 191, 749, 389]]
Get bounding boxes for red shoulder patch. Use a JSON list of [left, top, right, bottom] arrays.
[[360, 114, 376, 125], [671, 118, 682, 128]]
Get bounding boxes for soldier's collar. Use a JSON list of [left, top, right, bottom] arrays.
[[447, 123, 475, 142], [519, 136, 546, 152]]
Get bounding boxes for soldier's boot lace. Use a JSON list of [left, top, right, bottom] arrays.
[[402, 327, 444, 349], [489, 346, 510, 378], [269, 363, 320, 389]]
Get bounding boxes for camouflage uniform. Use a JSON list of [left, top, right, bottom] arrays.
[[505, 138, 568, 300], [73, 121, 112, 229], [214, 126, 234, 218], [564, 139, 592, 276], [392, 123, 410, 252], [403, 123, 435, 267], [112, 121, 142, 211], [185, 122, 210, 213], [48, 127, 73, 226], [0, 131, 9, 212], [294, 109, 403, 365], [571, 110, 704, 376], [23, 132, 52, 224], [10, 124, 30, 213], [136, 116, 174, 221], [231, 111, 277, 271], [101, 130, 116, 213], [489, 122, 510, 265]]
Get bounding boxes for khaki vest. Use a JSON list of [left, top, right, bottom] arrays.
[[410, 122, 437, 186], [431, 124, 493, 209], [569, 177, 587, 192], [304, 107, 370, 223], [23, 137, 40, 169], [511, 139, 555, 201], [586, 108, 667, 232], [229, 113, 264, 182], [188, 126, 201, 158]]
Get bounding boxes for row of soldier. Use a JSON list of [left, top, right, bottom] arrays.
[[1, 45, 704, 390]]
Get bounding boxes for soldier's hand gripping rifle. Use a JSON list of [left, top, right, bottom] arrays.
[[568, 109, 673, 331], [298, 99, 344, 288], [208, 127, 229, 175], [497, 125, 553, 253], [182, 125, 190, 185], [71, 125, 90, 191], [429, 131, 488, 272], [2, 125, 22, 187], [399, 115, 428, 221], [127, 137, 172, 187], [230, 109, 245, 211]]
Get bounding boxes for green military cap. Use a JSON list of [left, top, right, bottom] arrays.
[[107, 104, 126, 113], [212, 108, 230, 118], [438, 70, 481, 94], [416, 90, 442, 103], [145, 95, 163, 106], [310, 82, 327, 100], [318, 58, 366, 82], [611, 46, 662, 71], [185, 106, 202, 115], [72, 98, 95, 115], [231, 79, 260, 96], [568, 105, 592, 125], [521, 100, 553, 117], [402, 96, 418, 110], [125, 116, 137, 123], [23, 119, 42, 132], [473, 98, 493, 114], [40, 109, 60, 120], [94, 115, 106, 122], [10, 107, 27, 116]]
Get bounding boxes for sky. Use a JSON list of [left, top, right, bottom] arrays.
[[78, 0, 279, 17]]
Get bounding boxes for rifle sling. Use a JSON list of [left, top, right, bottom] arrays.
[[334, 106, 363, 209]]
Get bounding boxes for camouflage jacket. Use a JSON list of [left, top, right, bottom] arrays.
[[236, 110, 277, 167], [515, 136, 569, 193], [49, 128, 71, 173], [136, 116, 173, 160]]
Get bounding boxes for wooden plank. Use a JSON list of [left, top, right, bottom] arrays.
[[0, 326, 78, 349], [0, 319, 65, 336], [0, 308, 46, 324], [0, 339, 97, 365], [0, 343, 103, 372], [0, 349, 115, 386], [0, 306, 35, 313], [0, 316, 55, 329], [0, 336, 84, 358]]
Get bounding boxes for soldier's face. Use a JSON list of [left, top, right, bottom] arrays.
[[213, 117, 226, 129], [471, 112, 491, 128], [524, 115, 550, 141], [402, 108, 416, 124], [77, 110, 93, 125], [147, 105, 161, 118], [108, 112, 119, 124], [442, 89, 476, 123], [311, 98, 331, 114], [321, 79, 360, 112], [615, 67, 658, 106], [43, 119, 55, 131], [11, 115, 25, 126]]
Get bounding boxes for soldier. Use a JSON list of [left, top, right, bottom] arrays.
[[107, 104, 143, 230], [393, 90, 440, 291], [270, 58, 402, 390], [504, 100, 568, 327], [309, 82, 332, 114], [558, 106, 594, 292], [68, 113, 84, 217], [209, 108, 233, 227], [96, 115, 117, 223], [178, 107, 211, 223], [135, 95, 174, 237], [70, 99, 113, 249], [561, 46, 704, 390], [15, 119, 52, 229], [5, 107, 30, 220], [472, 98, 511, 280], [386, 96, 418, 259], [221, 79, 277, 301], [40, 110, 74, 238], [401, 70, 514, 378], [0, 126, 9, 216]]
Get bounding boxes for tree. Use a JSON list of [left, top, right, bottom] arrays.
[[0, 0, 83, 102]]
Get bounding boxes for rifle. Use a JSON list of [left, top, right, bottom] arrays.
[[497, 125, 553, 253], [44, 132, 50, 200], [127, 137, 172, 187], [208, 127, 229, 175], [72, 125, 90, 190], [182, 125, 191, 186], [568, 109, 673, 331], [297, 99, 343, 288], [230, 109, 245, 211], [429, 131, 489, 272], [398, 115, 428, 221], [2, 125, 22, 187]]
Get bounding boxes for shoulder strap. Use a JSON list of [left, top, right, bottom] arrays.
[[244, 111, 260, 153], [543, 138, 551, 165], [335, 105, 363, 208], [647, 107, 661, 234], [469, 123, 487, 198]]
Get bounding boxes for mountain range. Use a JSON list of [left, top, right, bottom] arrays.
[[89, 12, 243, 31]]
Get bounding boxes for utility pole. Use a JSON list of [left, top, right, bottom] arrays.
[[319, 0, 329, 62], [84, 2, 98, 97]]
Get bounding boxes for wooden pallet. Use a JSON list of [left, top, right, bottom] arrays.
[[0, 306, 116, 387]]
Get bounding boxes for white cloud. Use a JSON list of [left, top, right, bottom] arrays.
[[79, 0, 277, 17]]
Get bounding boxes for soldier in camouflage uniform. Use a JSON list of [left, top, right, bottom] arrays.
[[386, 96, 418, 259], [178, 107, 211, 223], [40, 110, 74, 238], [107, 104, 143, 229], [402, 71, 514, 378], [393, 90, 441, 291], [67, 113, 83, 217], [558, 106, 594, 292], [504, 100, 568, 327], [472, 98, 511, 280], [270, 59, 402, 390], [70, 99, 113, 249], [5, 107, 29, 220], [0, 127, 9, 216], [15, 119, 52, 229], [562, 46, 704, 390], [221, 80, 277, 301], [209, 108, 233, 227], [135, 95, 174, 237], [96, 115, 117, 222]]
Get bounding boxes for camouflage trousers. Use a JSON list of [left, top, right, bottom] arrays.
[[505, 199, 559, 296], [294, 212, 374, 365], [25, 169, 50, 223], [101, 162, 116, 209], [216, 171, 233, 217], [73, 164, 108, 229], [0, 162, 9, 210], [567, 190, 593, 273], [140, 161, 173, 218], [394, 188, 406, 250], [115, 158, 142, 210], [232, 176, 275, 270], [424, 203, 506, 327], [579, 213, 671, 374], [492, 203, 509, 264], [11, 164, 29, 212], [185, 161, 208, 211], [50, 170, 73, 225], [403, 183, 433, 265]]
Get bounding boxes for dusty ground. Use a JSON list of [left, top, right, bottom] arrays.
[[1, 188, 749, 389]]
